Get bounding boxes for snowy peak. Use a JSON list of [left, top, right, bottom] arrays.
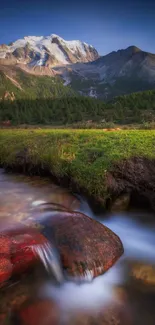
[[0, 34, 99, 67]]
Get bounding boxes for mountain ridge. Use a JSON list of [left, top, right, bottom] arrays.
[[0, 34, 155, 99]]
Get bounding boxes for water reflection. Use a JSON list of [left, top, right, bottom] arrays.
[[0, 169, 155, 324]]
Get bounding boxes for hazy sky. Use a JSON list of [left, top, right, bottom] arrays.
[[0, 0, 155, 55]]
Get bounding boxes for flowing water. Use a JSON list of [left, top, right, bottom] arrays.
[[0, 168, 155, 324]]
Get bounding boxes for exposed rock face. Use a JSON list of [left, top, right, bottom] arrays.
[[0, 90, 15, 102], [42, 211, 124, 280], [53, 46, 155, 99], [3, 91, 15, 101], [12, 44, 38, 63]]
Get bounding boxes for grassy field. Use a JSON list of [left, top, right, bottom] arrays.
[[0, 129, 155, 205]]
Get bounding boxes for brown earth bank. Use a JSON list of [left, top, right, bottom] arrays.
[[106, 157, 155, 212]]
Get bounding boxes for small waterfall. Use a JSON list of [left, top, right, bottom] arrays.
[[32, 241, 64, 283]]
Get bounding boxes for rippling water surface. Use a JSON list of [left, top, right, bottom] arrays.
[[0, 168, 155, 325]]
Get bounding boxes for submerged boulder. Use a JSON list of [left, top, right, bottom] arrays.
[[127, 261, 155, 293], [12, 298, 59, 325], [66, 304, 132, 325], [42, 211, 124, 280]]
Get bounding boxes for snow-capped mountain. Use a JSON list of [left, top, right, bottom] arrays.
[[0, 34, 99, 67]]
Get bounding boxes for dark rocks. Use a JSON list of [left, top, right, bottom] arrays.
[[42, 211, 124, 280], [110, 193, 130, 212]]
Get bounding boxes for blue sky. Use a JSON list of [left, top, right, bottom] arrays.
[[0, 0, 155, 55]]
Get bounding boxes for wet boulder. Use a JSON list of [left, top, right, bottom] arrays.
[[42, 211, 124, 280]]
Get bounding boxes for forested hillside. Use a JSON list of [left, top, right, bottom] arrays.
[[0, 69, 77, 100], [1, 86, 155, 125]]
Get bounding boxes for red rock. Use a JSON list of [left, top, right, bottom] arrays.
[[43, 211, 124, 279], [0, 225, 49, 286], [11, 231, 49, 276], [13, 299, 59, 325], [0, 234, 12, 285], [0, 257, 12, 284], [0, 234, 11, 255], [0, 313, 7, 325]]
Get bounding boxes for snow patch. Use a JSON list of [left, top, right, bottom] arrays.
[[89, 87, 97, 98], [63, 76, 71, 86]]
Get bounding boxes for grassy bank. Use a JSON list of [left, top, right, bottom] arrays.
[[0, 129, 155, 206]]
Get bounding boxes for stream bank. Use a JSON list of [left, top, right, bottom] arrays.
[[0, 129, 155, 212]]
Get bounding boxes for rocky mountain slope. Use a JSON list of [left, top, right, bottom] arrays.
[[0, 34, 155, 99], [54, 46, 155, 99]]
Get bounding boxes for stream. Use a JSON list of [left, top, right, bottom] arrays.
[[0, 168, 155, 324]]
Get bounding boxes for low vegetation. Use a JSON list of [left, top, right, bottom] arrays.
[[0, 129, 155, 206]]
